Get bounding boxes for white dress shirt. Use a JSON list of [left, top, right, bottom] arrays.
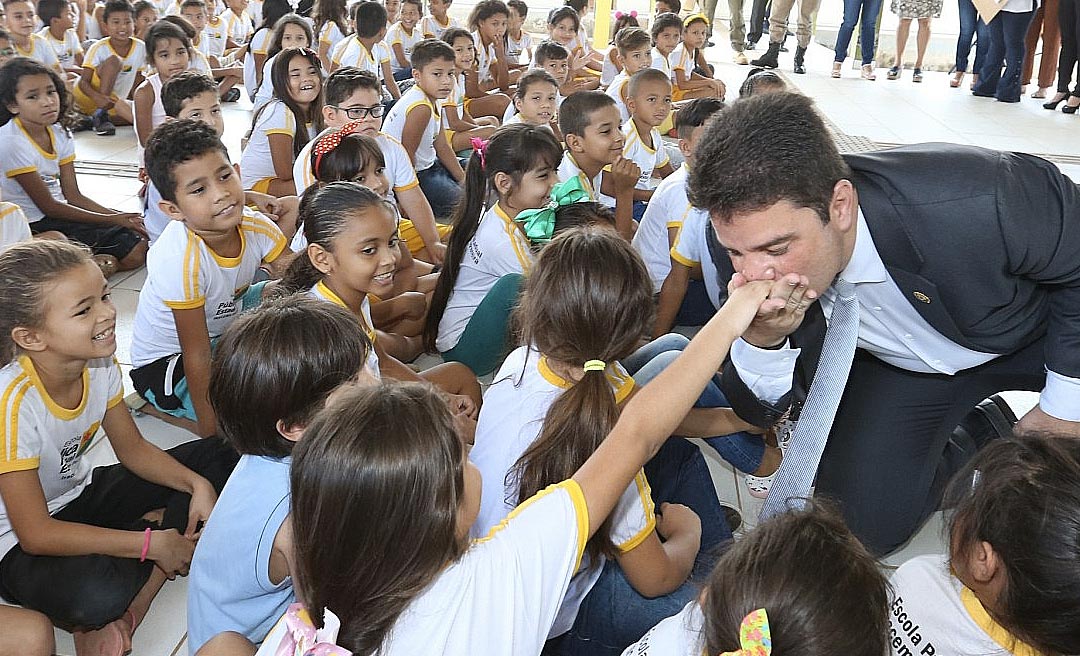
[[730, 210, 1080, 420]]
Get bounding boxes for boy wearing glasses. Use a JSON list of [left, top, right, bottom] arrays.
[[294, 67, 447, 263]]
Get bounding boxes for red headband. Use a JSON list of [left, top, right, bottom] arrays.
[[312, 120, 365, 179]]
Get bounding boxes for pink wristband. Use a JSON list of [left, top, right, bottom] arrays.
[[139, 527, 152, 563]]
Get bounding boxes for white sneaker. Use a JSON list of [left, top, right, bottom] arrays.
[[745, 445, 786, 499], [734, 51, 749, 65]]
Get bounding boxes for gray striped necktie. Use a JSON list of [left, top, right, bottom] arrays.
[[760, 278, 860, 520]]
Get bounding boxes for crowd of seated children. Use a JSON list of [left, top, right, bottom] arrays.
[[310, 0, 347, 68], [419, 0, 459, 40], [606, 26, 653, 121], [241, 0, 290, 104], [468, 0, 511, 93], [329, 0, 400, 104], [36, 0, 82, 75], [546, 6, 597, 91], [441, 27, 506, 147], [250, 13, 312, 112], [600, 10, 639, 86], [386, 0, 420, 81], [617, 67, 675, 217]]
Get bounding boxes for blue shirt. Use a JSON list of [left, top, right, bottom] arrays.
[[187, 454, 292, 654]]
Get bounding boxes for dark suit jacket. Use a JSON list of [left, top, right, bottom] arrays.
[[706, 143, 1080, 427]]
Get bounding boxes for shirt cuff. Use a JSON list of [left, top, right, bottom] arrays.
[[730, 338, 800, 404], [1039, 369, 1080, 422]]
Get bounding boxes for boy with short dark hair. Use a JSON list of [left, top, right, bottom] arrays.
[[420, 0, 462, 39], [383, 38, 463, 219], [388, 0, 423, 80], [505, 0, 532, 65], [622, 68, 675, 208], [36, 0, 83, 72], [557, 91, 640, 240], [74, 0, 146, 134], [650, 11, 683, 77], [330, 1, 401, 100], [655, 0, 681, 13], [133, 119, 290, 438], [605, 26, 651, 121]]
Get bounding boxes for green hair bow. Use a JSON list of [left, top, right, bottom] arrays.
[[514, 177, 590, 244]]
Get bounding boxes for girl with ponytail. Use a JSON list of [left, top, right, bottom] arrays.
[[470, 226, 761, 656], [423, 123, 563, 376]]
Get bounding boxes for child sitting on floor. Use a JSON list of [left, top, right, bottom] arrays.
[[75, 0, 147, 134], [619, 68, 676, 215]]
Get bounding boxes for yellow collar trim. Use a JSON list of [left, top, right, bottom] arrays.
[[16, 118, 57, 159], [960, 587, 1043, 656], [315, 280, 376, 341], [20, 355, 89, 421], [537, 355, 635, 403]]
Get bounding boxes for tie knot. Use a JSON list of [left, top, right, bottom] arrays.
[[834, 278, 856, 300]]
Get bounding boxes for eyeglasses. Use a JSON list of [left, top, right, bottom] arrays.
[[329, 104, 384, 119]]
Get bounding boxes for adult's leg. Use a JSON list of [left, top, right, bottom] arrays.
[[795, 0, 822, 47], [1062, 0, 1080, 95], [1022, 5, 1046, 85], [895, 18, 912, 67], [767, 0, 798, 44], [973, 14, 1007, 95], [727, 0, 747, 52], [955, 0, 978, 71], [997, 10, 1037, 101], [860, 0, 885, 63], [834, 0, 862, 62], [747, 0, 771, 43], [915, 17, 932, 68], [1039, 0, 1062, 88], [813, 342, 1043, 555]]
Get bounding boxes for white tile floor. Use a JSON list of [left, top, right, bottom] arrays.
[[30, 29, 1065, 655]]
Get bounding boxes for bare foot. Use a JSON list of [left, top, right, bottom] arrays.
[[132, 402, 201, 435], [73, 617, 131, 656]]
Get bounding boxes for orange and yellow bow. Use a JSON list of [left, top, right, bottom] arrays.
[[719, 609, 771, 656]]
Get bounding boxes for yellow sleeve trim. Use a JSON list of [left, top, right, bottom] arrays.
[[670, 249, 696, 267], [107, 390, 124, 409], [265, 128, 295, 137], [617, 471, 657, 553], [264, 236, 287, 263], [164, 298, 206, 310], [0, 457, 40, 473], [393, 180, 420, 192], [6, 166, 37, 177], [59, 155, 76, 166]]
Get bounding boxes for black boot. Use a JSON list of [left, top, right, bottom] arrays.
[[751, 42, 781, 69], [793, 45, 807, 74]]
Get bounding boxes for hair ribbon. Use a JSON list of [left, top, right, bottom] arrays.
[[274, 603, 353, 656], [470, 137, 489, 170], [583, 360, 606, 372], [513, 176, 590, 243], [312, 120, 366, 179], [615, 9, 637, 18], [719, 609, 772, 656], [684, 12, 708, 25]]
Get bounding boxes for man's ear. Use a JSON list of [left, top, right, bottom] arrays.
[[677, 137, 692, 160], [275, 419, 305, 442], [829, 179, 857, 233]]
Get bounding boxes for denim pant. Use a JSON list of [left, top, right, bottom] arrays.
[[621, 333, 765, 475], [834, 0, 884, 64], [956, 0, 990, 72], [973, 9, 1036, 101], [416, 160, 462, 220]]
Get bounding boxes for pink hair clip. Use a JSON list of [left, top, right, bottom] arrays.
[[469, 136, 489, 170]]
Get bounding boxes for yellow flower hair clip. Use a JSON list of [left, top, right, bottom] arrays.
[[719, 609, 771, 656]]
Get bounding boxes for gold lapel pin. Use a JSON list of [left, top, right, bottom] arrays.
[[913, 291, 931, 304]]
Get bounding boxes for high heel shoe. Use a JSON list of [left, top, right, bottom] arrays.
[[949, 68, 964, 88], [1064, 103, 1080, 114], [1044, 93, 1068, 109]]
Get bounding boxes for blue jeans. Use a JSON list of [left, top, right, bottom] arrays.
[[956, 0, 990, 72], [416, 160, 462, 219], [834, 0, 884, 64], [973, 9, 1036, 101], [621, 333, 765, 475]]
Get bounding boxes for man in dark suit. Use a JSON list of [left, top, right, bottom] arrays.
[[688, 91, 1080, 554]]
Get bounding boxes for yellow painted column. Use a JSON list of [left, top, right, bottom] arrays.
[[592, 0, 613, 50]]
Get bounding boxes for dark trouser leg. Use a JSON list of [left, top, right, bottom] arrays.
[[813, 342, 1043, 555], [1059, 0, 1080, 93]]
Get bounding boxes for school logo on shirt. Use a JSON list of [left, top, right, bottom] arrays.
[[58, 422, 101, 479], [122, 65, 133, 73]]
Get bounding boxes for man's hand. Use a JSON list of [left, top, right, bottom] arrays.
[[1015, 405, 1080, 438], [730, 269, 817, 348]]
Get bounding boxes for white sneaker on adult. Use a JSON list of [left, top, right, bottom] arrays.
[[734, 51, 749, 65]]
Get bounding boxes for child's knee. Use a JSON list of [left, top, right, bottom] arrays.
[[2, 609, 55, 656], [119, 240, 148, 269]]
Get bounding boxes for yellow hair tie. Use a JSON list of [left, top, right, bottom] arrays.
[[719, 609, 772, 656], [583, 360, 606, 372], [684, 12, 708, 26]]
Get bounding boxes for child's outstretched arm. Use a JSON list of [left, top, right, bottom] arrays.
[[572, 280, 770, 540]]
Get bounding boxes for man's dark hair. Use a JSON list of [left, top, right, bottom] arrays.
[[410, 37, 455, 71], [675, 97, 724, 139], [162, 70, 217, 117], [325, 67, 380, 105], [103, 0, 136, 20], [688, 92, 850, 224], [145, 119, 230, 203], [352, 0, 386, 38], [559, 90, 615, 137]]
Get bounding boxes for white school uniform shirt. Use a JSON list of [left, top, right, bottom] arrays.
[[473, 31, 497, 83], [256, 479, 590, 656], [130, 211, 287, 367], [292, 130, 419, 204], [35, 28, 83, 68], [632, 164, 693, 294], [670, 204, 722, 309], [387, 21, 422, 72], [331, 36, 390, 82], [220, 7, 254, 43], [307, 280, 381, 377], [606, 70, 631, 122], [0, 356, 124, 558], [666, 43, 693, 82], [14, 33, 61, 72], [201, 16, 230, 59], [0, 202, 32, 250], [0, 117, 76, 223], [435, 203, 534, 352], [242, 28, 272, 102], [251, 52, 279, 112], [506, 30, 532, 64], [442, 72, 466, 127], [888, 555, 1040, 656], [471, 345, 654, 638], [650, 47, 672, 76], [239, 100, 317, 189], [620, 602, 704, 656], [556, 152, 605, 203], [317, 21, 347, 57], [621, 118, 670, 191], [83, 37, 147, 100], [383, 84, 442, 172], [601, 47, 621, 86], [420, 13, 461, 39]]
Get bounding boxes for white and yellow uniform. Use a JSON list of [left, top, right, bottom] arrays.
[[434, 202, 533, 352], [419, 13, 461, 39], [74, 37, 147, 113], [506, 30, 532, 64], [130, 211, 287, 367], [620, 602, 704, 656], [292, 130, 418, 201], [220, 7, 254, 43], [317, 20, 347, 58], [632, 164, 693, 294], [14, 33, 61, 72], [650, 46, 673, 76], [386, 21, 422, 72], [666, 43, 695, 99], [472, 345, 654, 638], [669, 204, 722, 309], [241, 27, 272, 102], [0, 117, 75, 223], [556, 152, 604, 202], [621, 119, 670, 191], [472, 31, 497, 84], [331, 36, 390, 82], [200, 15, 230, 60], [239, 100, 317, 191], [307, 280, 381, 377], [256, 478, 590, 656], [35, 28, 83, 69], [383, 84, 442, 172], [0, 356, 124, 557], [0, 202, 32, 250], [605, 70, 630, 122]]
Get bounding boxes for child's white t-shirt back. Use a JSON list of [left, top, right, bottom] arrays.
[[620, 601, 704, 656]]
